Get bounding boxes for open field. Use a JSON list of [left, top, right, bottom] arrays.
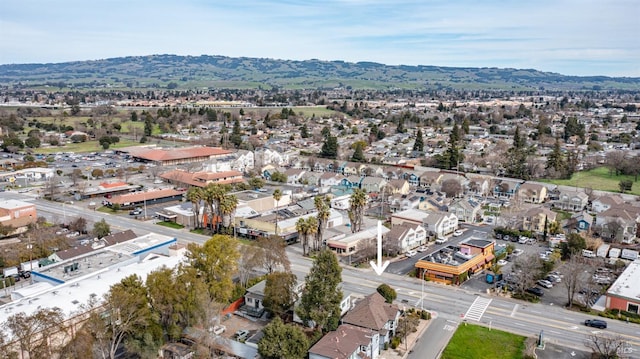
[[541, 167, 640, 196], [441, 324, 526, 359], [33, 138, 142, 154]]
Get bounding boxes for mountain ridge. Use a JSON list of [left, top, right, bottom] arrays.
[[1, 54, 639, 91]]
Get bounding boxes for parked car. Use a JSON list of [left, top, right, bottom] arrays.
[[405, 250, 417, 258], [584, 319, 607, 329], [417, 245, 428, 252], [546, 274, 561, 283], [537, 279, 553, 288], [497, 259, 508, 266], [512, 249, 524, 256], [453, 230, 464, 237], [526, 287, 544, 297], [435, 237, 448, 244], [211, 325, 226, 335], [129, 209, 142, 216], [235, 329, 250, 341]]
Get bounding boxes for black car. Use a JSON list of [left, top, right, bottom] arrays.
[[526, 287, 544, 297], [585, 319, 607, 329]]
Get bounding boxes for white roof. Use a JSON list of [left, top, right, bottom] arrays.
[[1, 253, 185, 340], [607, 259, 640, 301], [0, 199, 33, 210]]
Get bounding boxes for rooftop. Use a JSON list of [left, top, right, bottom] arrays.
[[607, 259, 640, 301]]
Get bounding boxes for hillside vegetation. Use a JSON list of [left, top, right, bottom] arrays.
[[2, 54, 640, 91]]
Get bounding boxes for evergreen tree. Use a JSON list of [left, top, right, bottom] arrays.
[[296, 250, 343, 333], [546, 138, 566, 177], [143, 113, 153, 137], [230, 118, 243, 148], [300, 123, 309, 138], [396, 118, 405, 133], [320, 135, 338, 159], [413, 128, 424, 152], [351, 142, 365, 162], [505, 126, 531, 179]]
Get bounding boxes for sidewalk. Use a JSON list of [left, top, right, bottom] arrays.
[[380, 312, 434, 359]]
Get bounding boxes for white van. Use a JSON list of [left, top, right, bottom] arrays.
[[582, 249, 596, 258]]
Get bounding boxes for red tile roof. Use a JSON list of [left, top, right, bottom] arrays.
[[100, 181, 128, 189], [108, 188, 183, 205], [160, 169, 244, 188], [128, 146, 231, 162]]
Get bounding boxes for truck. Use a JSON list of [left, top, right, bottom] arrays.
[[608, 247, 621, 258], [486, 273, 503, 284], [596, 244, 610, 258]]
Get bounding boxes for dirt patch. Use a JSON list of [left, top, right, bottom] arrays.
[[218, 313, 268, 340]]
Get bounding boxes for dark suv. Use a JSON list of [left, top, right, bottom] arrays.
[[585, 319, 607, 329], [526, 287, 544, 297]]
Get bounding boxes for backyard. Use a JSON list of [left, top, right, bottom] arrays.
[[441, 324, 527, 359]]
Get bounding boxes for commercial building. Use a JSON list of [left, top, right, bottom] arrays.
[[605, 259, 640, 314], [415, 238, 495, 285]]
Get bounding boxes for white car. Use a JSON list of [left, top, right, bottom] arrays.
[[537, 279, 553, 288], [512, 249, 524, 256], [497, 259, 508, 266], [453, 230, 464, 237], [417, 245, 428, 252], [405, 250, 417, 258], [211, 325, 226, 335]]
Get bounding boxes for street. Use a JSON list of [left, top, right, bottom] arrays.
[[7, 192, 640, 357]]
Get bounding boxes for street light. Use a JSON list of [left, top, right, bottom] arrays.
[[420, 268, 426, 311]]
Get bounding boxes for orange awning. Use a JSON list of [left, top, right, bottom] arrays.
[[485, 254, 495, 263]]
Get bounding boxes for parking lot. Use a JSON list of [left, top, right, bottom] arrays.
[[462, 236, 617, 309]]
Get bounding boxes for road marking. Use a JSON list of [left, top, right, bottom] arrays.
[[464, 296, 492, 322], [510, 304, 519, 317], [549, 330, 562, 335], [514, 322, 526, 326], [443, 324, 456, 332]]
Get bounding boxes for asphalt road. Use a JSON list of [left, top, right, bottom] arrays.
[[9, 192, 640, 357]]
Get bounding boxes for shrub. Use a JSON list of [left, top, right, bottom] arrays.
[[390, 336, 401, 349], [420, 310, 431, 320], [377, 284, 397, 303]]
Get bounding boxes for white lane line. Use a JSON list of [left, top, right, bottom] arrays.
[[510, 304, 519, 317]]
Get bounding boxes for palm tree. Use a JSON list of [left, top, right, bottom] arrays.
[[348, 188, 368, 233], [219, 194, 238, 233], [203, 183, 231, 233], [186, 187, 203, 229], [273, 189, 282, 235], [314, 195, 331, 251], [296, 217, 317, 256]]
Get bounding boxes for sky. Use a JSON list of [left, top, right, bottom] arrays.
[[1, 0, 639, 77]]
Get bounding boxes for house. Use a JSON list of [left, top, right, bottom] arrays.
[[386, 223, 427, 253], [563, 211, 594, 234], [521, 207, 558, 233], [320, 172, 344, 187], [243, 277, 304, 317], [391, 209, 458, 238], [308, 324, 380, 359], [554, 190, 589, 212], [327, 225, 390, 257], [493, 179, 522, 199], [341, 292, 401, 351], [387, 179, 410, 195], [160, 169, 244, 188], [389, 194, 422, 212], [418, 171, 442, 190], [415, 239, 495, 285], [592, 194, 625, 213], [594, 206, 640, 244], [160, 343, 194, 359], [300, 171, 323, 187], [517, 182, 548, 204], [361, 177, 387, 194], [284, 168, 306, 185], [340, 175, 363, 189], [605, 259, 640, 314], [343, 162, 360, 176], [465, 174, 491, 197], [448, 197, 482, 223]]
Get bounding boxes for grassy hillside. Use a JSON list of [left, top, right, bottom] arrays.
[[2, 54, 640, 91]]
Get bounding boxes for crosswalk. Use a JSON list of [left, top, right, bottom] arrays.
[[464, 296, 492, 321]]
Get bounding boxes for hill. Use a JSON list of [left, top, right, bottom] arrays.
[[1, 54, 640, 91]]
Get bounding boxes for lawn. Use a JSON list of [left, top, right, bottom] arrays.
[[441, 324, 526, 359], [34, 138, 143, 154], [542, 166, 640, 196], [157, 221, 184, 229]]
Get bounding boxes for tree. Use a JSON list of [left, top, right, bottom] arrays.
[[254, 235, 291, 273], [93, 218, 111, 238], [68, 217, 88, 234], [248, 176, 265, 189], [413, 128, 424, 152], [258, 317, 309, 359], [186, 187, 204, 229], [185, 234, 239, 303], [101, 275, 160, 359], [377, 284, 397, 303], [511, 253, 543, 295], [314, 195, 331, 251], [296, 250, 343, 332], [263, 272, 298, 318], [619, 180, 632, 193], [320, 135, 338, 159], [296, 216, 317, 256], [219, 194, 238, 231], [203, 183, 231, 233], [348, 188, 367, 233], [351, 142, 365, 162], [300, 123, 309, 138], [273, 189, 282, 235], [585, 333, 628, 359], [546, 138, 567, 178], [435, 124, 463, 169], [560, 233, 587, 259], [5, 307, 65, 359], [562, 255, 587, 308], [505, 126, 531, 179], [441, 178, 463, 198], [24, 136, 41, 149]]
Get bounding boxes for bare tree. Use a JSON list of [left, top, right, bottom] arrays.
[[603, 218, 624, 243], [585, 333, 629, 359], [4, 307, 66, 359], [562, 255, 589, 308], [441, 178, 463, 198], [253, 235, 291, 274], [512, 254, 543, 294]]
